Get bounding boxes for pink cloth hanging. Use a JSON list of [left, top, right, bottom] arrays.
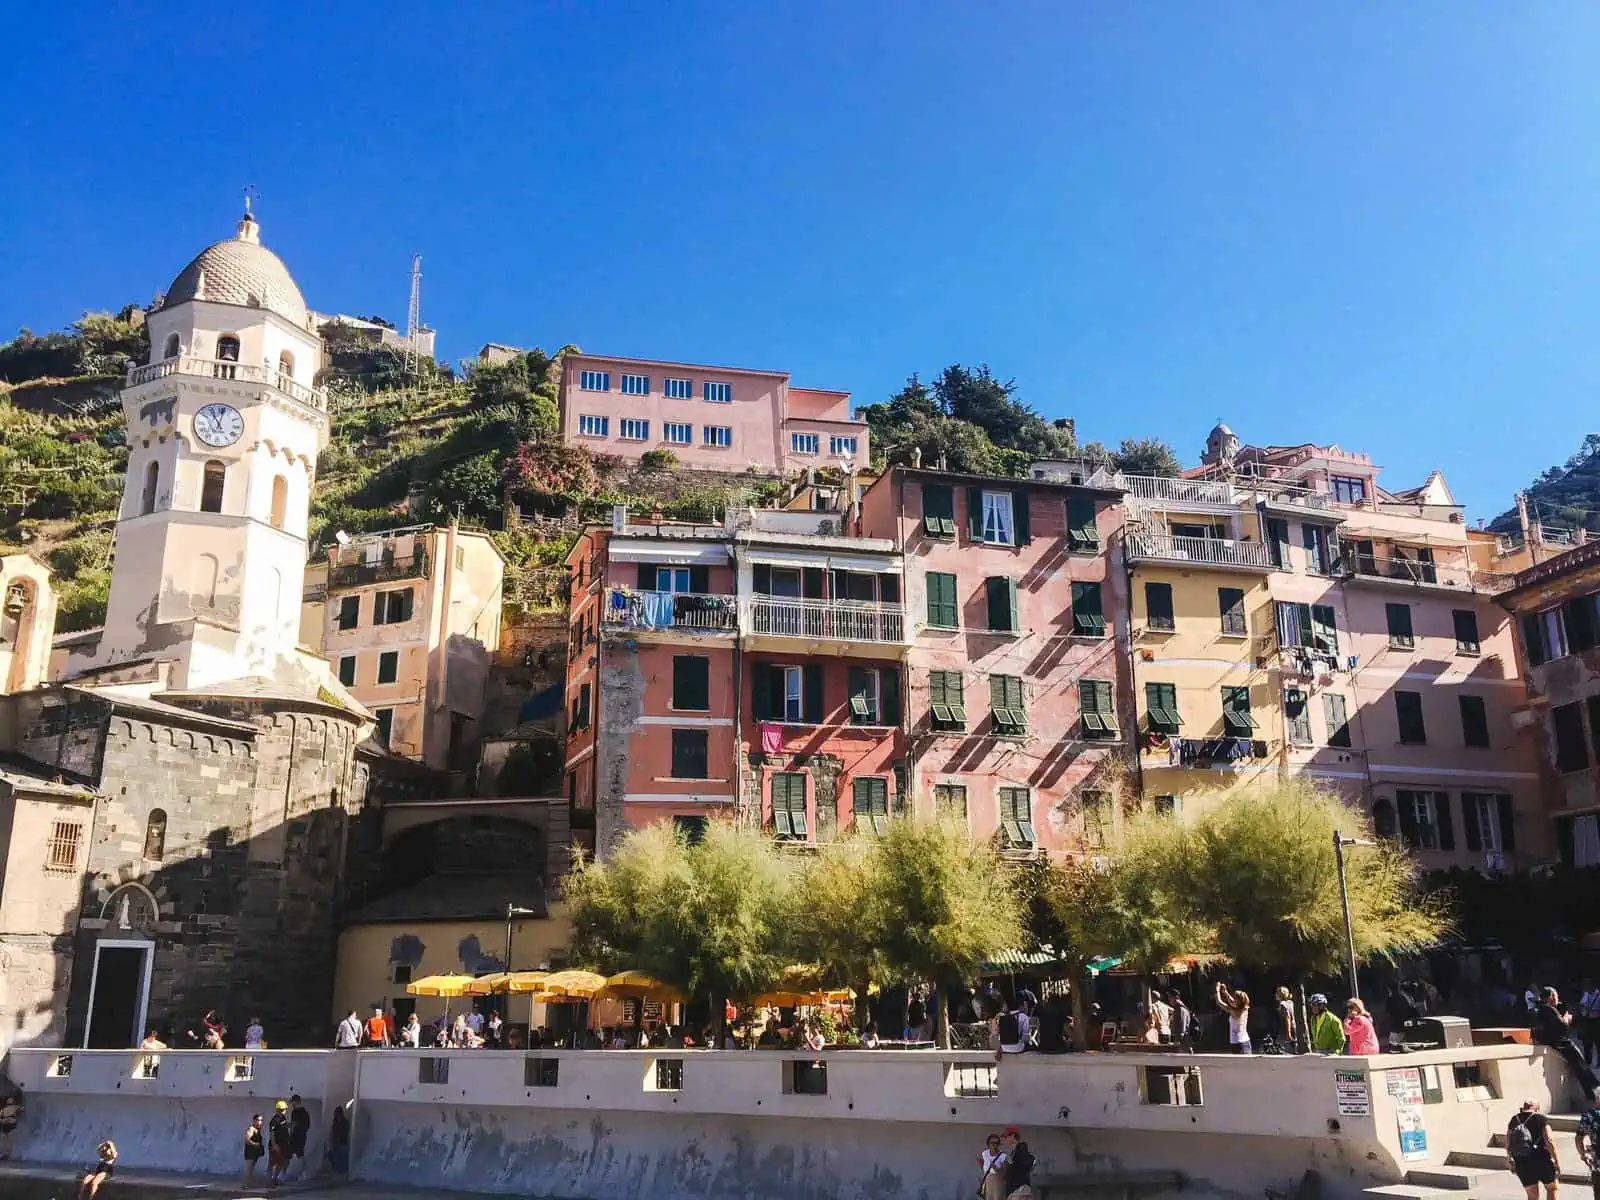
[[760, 723, 782, 753]]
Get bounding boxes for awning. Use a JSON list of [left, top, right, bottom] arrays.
[[744, 550, 903, 572], [608, 542, 729, 566], [981, 948, 1067, 973]]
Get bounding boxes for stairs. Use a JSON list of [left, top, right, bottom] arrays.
[[1364, 1110, 1594, 1200]]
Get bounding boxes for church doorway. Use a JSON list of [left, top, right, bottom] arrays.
[[84, 941, 152, 1049]]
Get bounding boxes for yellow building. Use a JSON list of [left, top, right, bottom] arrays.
[[1124, 477, 1282, 816], [302, 522, 505, 771]]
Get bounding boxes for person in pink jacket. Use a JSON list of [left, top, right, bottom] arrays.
[[1344, 998, 1381, 1056]]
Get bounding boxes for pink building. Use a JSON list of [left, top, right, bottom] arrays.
[[558, 353, 867, 474]]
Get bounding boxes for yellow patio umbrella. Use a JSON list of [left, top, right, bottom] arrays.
[[538, 969, 607, 1000], [602, 971, 684, 1001], [500, 970, 552, 1032], [405, 973, 475, 1025], [750, 989, 815, 1008], [463, 972, 514, 996]]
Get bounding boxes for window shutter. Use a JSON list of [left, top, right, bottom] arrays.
[[1497, 794, 1516, 851], [848, 666, 868, 721], [689, 565, 710, 594], [753, 564, 772, 595], [880, 573, 900, 604], [1006, 578, 1020, 631], [803, 568, 824, 600], [968, 487, 984, 539], [1462, 796, 1482, 852], [881, 667, 901, 727], [1435, 793, 1454, 851], [803, 664, 824, 724], [1396, 795, 1418, 846], [373, 593, 385, 624], [1067, 496, 1099, 550], [1521, 613, 1547, 666], [1311, 605, 1338, 654], [986, 577, 1014, 631], [751, 664, 773, 721], [638, 563, 655, 589], [1013, 489, 1031, 544]]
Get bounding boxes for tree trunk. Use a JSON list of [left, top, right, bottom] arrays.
[[1296, 980, 1311, 1055], [1069, 962, 1090, 1050], [936, 978, 951, 1049]]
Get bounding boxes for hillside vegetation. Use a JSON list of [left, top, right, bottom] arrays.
[[1489, 433, 1600, 537], [0, 306, 1179, 632]]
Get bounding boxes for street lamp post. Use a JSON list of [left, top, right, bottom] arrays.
[[1333, 832, 1374, 1004], [504, 903, 538, 971]]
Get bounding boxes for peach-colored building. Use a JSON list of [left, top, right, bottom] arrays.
[[557, 353, 867, 474], [0, 555, 56, 695]]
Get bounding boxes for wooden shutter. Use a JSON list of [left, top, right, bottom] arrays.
[[1012, 489, 1031, 544], [1497, 794, 1516, 851], [1396, 793, 1419, 846], [638, 563, 656, 589], [689, 565, 710, 594], [803, 664, 824, 724], [968, 487, 985, 540], [751, 663, 773, 721], [881, 667, 901, 727], [880, 573, 900, 604], [1067, 496, 1098, 550], [985, 577, 1014, 631], [753, 564, 772, 595], [848, 666, 870, 722], [803, 568, 824, 600], [1311, 605, 1338, 654], [1435, 792, 1454, 850]]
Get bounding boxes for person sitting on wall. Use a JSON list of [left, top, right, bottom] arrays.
[[77, 1139, 117, 1200], [0, 1084, 24, 1161]]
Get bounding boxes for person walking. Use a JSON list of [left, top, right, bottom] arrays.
[[1307, 995, 1347, 1054], [267, 1099, 292, 1185], [1344, 999, 1381, 1056], [286, 1094, 311, 1181], [400, 1011, 422, 1048], [1168, 991, 1193, 1051], [1534, 987, 1600, 1103], [242, 1115, 265, 1187], [335, 1009, 363, 1049], [244, 1016, 266, 1050], [0, 1086, 23, 1161], [1575, 1096, 1600, 1200], [1150, 991, 1173, 1045], [1215, 983, 1252, 1053], [1275, 987, 1297, 1049], [1507, 1099, 1561, 1200], [325, 1106, 351, 1176], [365, 1006, 391, 1048]]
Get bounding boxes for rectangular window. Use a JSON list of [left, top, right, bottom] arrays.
[[377, 650, 399, 685], [1331, 475, 1367, 504], [524, 1057, 561, 1088], [1459, 695, 1490, 748], [1386, 603, 1414, 649], [922, 484, 956, 537], [1274, 601, 1339, 654], [1067, 495, 1099, 552], [1303, 523, 1333, 574], [1461, 792, 1511, 855], [934, 783, 968, 816], [619, 418, 649, 441], [853, 777, 890, 834], [999, 787, 1035, 849], [671, 729, 709, 779], [1221, 686, 1257, 734], [1079, 678, 1117, 739], [374, 588, 413, 625], [848, 667, 881, 725], [673, 816, 708, 846], [1324, 693, 1352, 748], [1397, 790, 1444, 851], [578, 414, 609, 438], [45, 821, 82, 872], [989, 675, 1027, 736], [1395, 691, 1427, 744], [791, 433, 819, 455], [664, 377, 693, 400], [985, 577, 1019, 633], [703, 381, 732, 404], [980, 490, 1015, 545], [830, 436, 858, 457], [1567, 595, 1599, 654], [1453, 609, 1480, 654], [579, 369, 610, 392], [1145, 582, 1174, 631], [928, 670, 966, 732], [374, 708, 394, 746], [672, 655, 710, 711], [1218, 588, 1247, 636], [1266, 517, 1289, 568], [1080, 791, 1108, 850], [663, 422, 692, 445], [655, 566, 692, 593], [783, 665, 803, 722], [1154, 794, 1179, 818], [926, 571, 959, 628], [1145, 682, 1181, 734], [338, 655, 357, 686], [771, 772, 808, 840], [1522, 612, 1549, 667], [419, 1057, 450, 1085], [1554, 701, 1590, 773], [620, 373, 650, 396], [702, 425, 731, 447], [1284, 688, 1312, 745], [577, 682, 592, 729], [1072, 581, 1106, 637], [337, 595, 359, 631], [1589, 695, 1600, 764]]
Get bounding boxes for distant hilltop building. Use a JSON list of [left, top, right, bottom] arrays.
[[314, 311, 435, 361]]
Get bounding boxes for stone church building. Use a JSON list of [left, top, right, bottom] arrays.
[[0, 210, 418, 1053]]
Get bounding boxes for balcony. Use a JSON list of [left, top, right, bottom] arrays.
[[330, 551, 430, 588], [126, 356, 328, 412], [603, 588, 737, 635], [1125, 531, 1274, 570], [1121, 475, 1238, 511], [1338, 548, 1511, 594], [745, 596, 906, 646]]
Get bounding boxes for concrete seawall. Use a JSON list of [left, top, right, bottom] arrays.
[[1, 1043, 1567, 1200]]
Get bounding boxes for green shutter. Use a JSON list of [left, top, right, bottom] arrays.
[[751, 664, 774, 721], [926, 572, 958, 628], [848, 666, 870, 723], [968, 487, 985, 540], [1013, 489, 1031, 544], [1072, 582, 1105, 636], [922, 484, 955, 537], [881, 667, 901, 727], [803, 663, 824, 724], [986, 577, 1017, 632], [1311, 605, 1338, 655], [1067, 496, 1099, 551]]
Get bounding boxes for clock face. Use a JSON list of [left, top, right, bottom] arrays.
[[194, 403, 244, 448]]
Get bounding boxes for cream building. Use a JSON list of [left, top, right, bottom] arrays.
[[0, 555, 56, 694]]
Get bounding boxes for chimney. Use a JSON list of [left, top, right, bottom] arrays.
[[1515, 492, 1540, 565], [910, 446, 923, 468]]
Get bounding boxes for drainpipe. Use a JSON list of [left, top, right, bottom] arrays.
[[1121, 524, 1150, 809]]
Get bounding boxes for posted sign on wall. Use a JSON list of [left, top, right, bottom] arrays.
[[1335, 1070, 1371, 1116]]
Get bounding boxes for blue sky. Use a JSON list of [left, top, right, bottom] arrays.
[[4, 2, 1598, 521]]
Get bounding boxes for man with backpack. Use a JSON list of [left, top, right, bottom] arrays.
[[1507, 1099, 1561, 1200], [1575, 1096, 1600, 1200], [996, 1005, 1026, 1055], [1000, 1127, 1035, 1199]]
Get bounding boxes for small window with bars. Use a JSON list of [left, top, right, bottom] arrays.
[[1144, 682, 1182, 734], [771, 772, 808, 841], [1078, 679, 1117, 739], [999, 787, 1035, 849], [929, 670, 966, 732], [524, 1057, 560, 1087], [46, 821, 82, 873], [853, 776, 890, 834], [989, 675, 1027, 736]]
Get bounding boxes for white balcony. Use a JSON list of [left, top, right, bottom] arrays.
[[1121, 475, 1239, 511], [1125, 531, 1274, 570], [603, 588, 737, 635], [126, 356, 328, 411], [744, 596, 906, 648]]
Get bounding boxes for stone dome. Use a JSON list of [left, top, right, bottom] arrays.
[[161, 214, 308, 326]]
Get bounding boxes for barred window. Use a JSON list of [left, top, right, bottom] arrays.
[[46, 821, 82, 873]]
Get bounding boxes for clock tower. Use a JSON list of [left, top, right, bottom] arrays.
[[69, 209, 331, 690]]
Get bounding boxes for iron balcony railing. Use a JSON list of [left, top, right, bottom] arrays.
[[1121, 475, 1238, 507], [1337, 547, 1512, 593], [1125, 531, 1274, 569], [330, 551, 430, 588], [746, 595, 906, 643], [126, 356, 328, 411], [603, 588, 738, 633]]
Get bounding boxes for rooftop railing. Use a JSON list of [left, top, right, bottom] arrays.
[[1125, 531, 1273, 569], [1121, 476, 1238, 507], [127, 356, 328, 411], [330, 551, 429, 588]]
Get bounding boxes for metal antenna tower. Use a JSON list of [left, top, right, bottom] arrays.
[[404, 254, 423, 376]]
